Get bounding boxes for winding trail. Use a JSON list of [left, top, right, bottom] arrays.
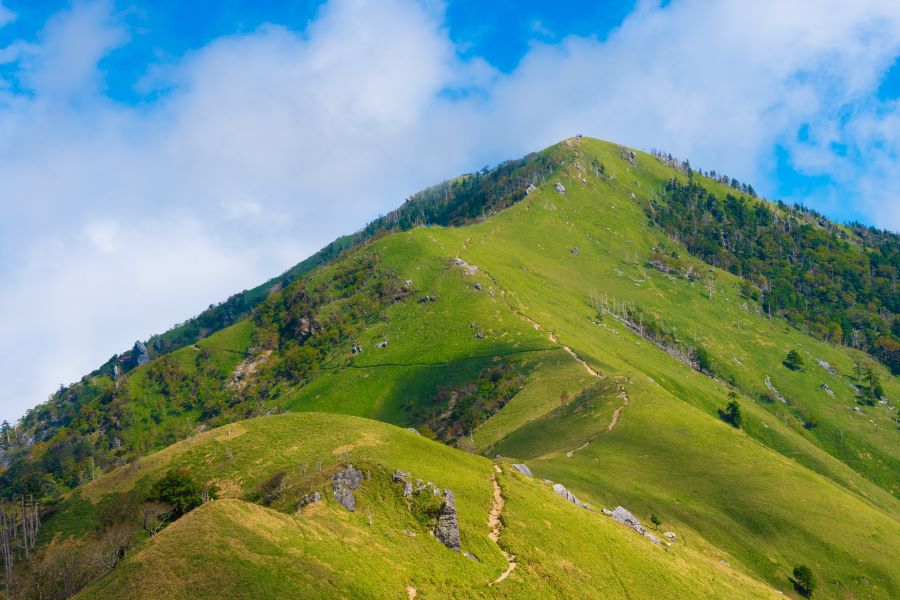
[[488, 465, 517, 585], [565, 386, 630, 458], [607, 388, 630, 431]]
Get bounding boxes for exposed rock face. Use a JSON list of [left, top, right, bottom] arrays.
[[296, 491, 321, 512], [511, 463, 532, 477], [526, 183, 537, 195], [332, 464, 365, 511], [816, 359, 838, 375], [607, 506, 661, 544], [434, 489, 461, 551], [552, 483, 591, 510], [392, 470, 413, 497], [133, 341, 150, 367]]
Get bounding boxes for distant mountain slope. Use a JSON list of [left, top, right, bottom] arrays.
[[4, 138, 898, 599]]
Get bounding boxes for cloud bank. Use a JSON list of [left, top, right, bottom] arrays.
[[2, 0, 900, 421]]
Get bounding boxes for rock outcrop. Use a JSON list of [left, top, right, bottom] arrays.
[[133, 340, 150, 367], [392, 470, 413, 497], [605, 506, 661, 544], [332, 464, 365, 511], [511, 463, 532, 477], [434, 489, 461, 551], [295, 491, 321, 512], [552, 483, 591, 510]]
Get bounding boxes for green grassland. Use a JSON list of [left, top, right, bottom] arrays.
[[70, 413, 779, 599], [15, 137, 899, 599]]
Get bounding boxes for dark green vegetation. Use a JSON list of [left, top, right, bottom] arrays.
[[792, 564, 816, 598], [2, 137, 898, 599], [650, 177, 899, 373]]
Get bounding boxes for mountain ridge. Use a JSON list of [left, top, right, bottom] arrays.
[[2, 137, 898, 599]]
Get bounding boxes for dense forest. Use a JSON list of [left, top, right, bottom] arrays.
[[648, 177, 899, 373]]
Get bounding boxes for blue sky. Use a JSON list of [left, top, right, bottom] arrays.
[[1, 0, 900, 421]]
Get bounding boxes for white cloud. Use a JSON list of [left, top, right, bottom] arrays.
[[0, 2, 14, 29], [2, 0, 900, 421]]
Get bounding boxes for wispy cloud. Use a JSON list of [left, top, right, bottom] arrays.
[[1, 0, 899, 421]]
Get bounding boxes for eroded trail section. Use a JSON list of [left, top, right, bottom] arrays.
[[565, 385, 630, 458], [489, 465, 517, 585], [516, 310, 602, 379], [608, 387, 629, 431]]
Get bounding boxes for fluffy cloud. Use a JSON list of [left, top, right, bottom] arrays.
[[2, 0, 899, 421]]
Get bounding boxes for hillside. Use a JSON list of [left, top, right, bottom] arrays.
[[3, 137, 898, 599], [47, 413, 780, 599]]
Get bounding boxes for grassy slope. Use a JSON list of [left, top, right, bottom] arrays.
[[71, 413, 778, 599], [36, 137, 898, 599], [272, 138, 899, 597]]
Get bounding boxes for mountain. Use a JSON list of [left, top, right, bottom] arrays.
[[2, 138, 898, 599]]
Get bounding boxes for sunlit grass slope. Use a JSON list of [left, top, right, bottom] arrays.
[[71, 413, 780, 599]]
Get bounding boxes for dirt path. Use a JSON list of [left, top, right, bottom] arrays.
[[489, 465, 517, 585], [608, 388, 629, 431], [565, 386, 629, 458]]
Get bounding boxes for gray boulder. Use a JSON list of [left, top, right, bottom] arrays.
[[332, 464, 365, 511], [511, 463, 533, 477], [663, 531, 677, 542], [608, 506, 660, 543], [555, 182, 566, 194], [552, 483, 591, 510], [392, 470, 413, 497], [434, 489, 461, 551]]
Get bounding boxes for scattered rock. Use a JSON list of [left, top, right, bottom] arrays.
[[511, 464, 532, 477], [821, 383, 834, 397], [644, 532, 661, 544], [392, 470, 414, 497], [351, 344, 363, 354], [474, 283, 482, 291], [404, 279, 413, 287], [475, 332, 485, 340], [570, 247, 579, 255], [404, 530, 416, 537], [663, 531, 677, 542], [463, 552, 479, 561], [555, 182, 566, 194], [816, 359, 838, 375], [552, 483, 591, 510], [764, 376, 787, 403], [406, 428, 420, 435], [526, 183, 537, 195], [133, 341, 150, 367], [620, 147, 637, 167], [852, 406, 864, 414], [418, 295, 437, 303], [377, 341, 389, 348], [434, 490, 461, 551], [295, 491, 321, 512], [332, 464, 365, 512], [469, 322, 476, 328]]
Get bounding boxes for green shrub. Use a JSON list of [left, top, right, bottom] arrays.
[[148, 468, 207, 517], [792, 564, 815, 597], [783, 349, 804, 371]]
